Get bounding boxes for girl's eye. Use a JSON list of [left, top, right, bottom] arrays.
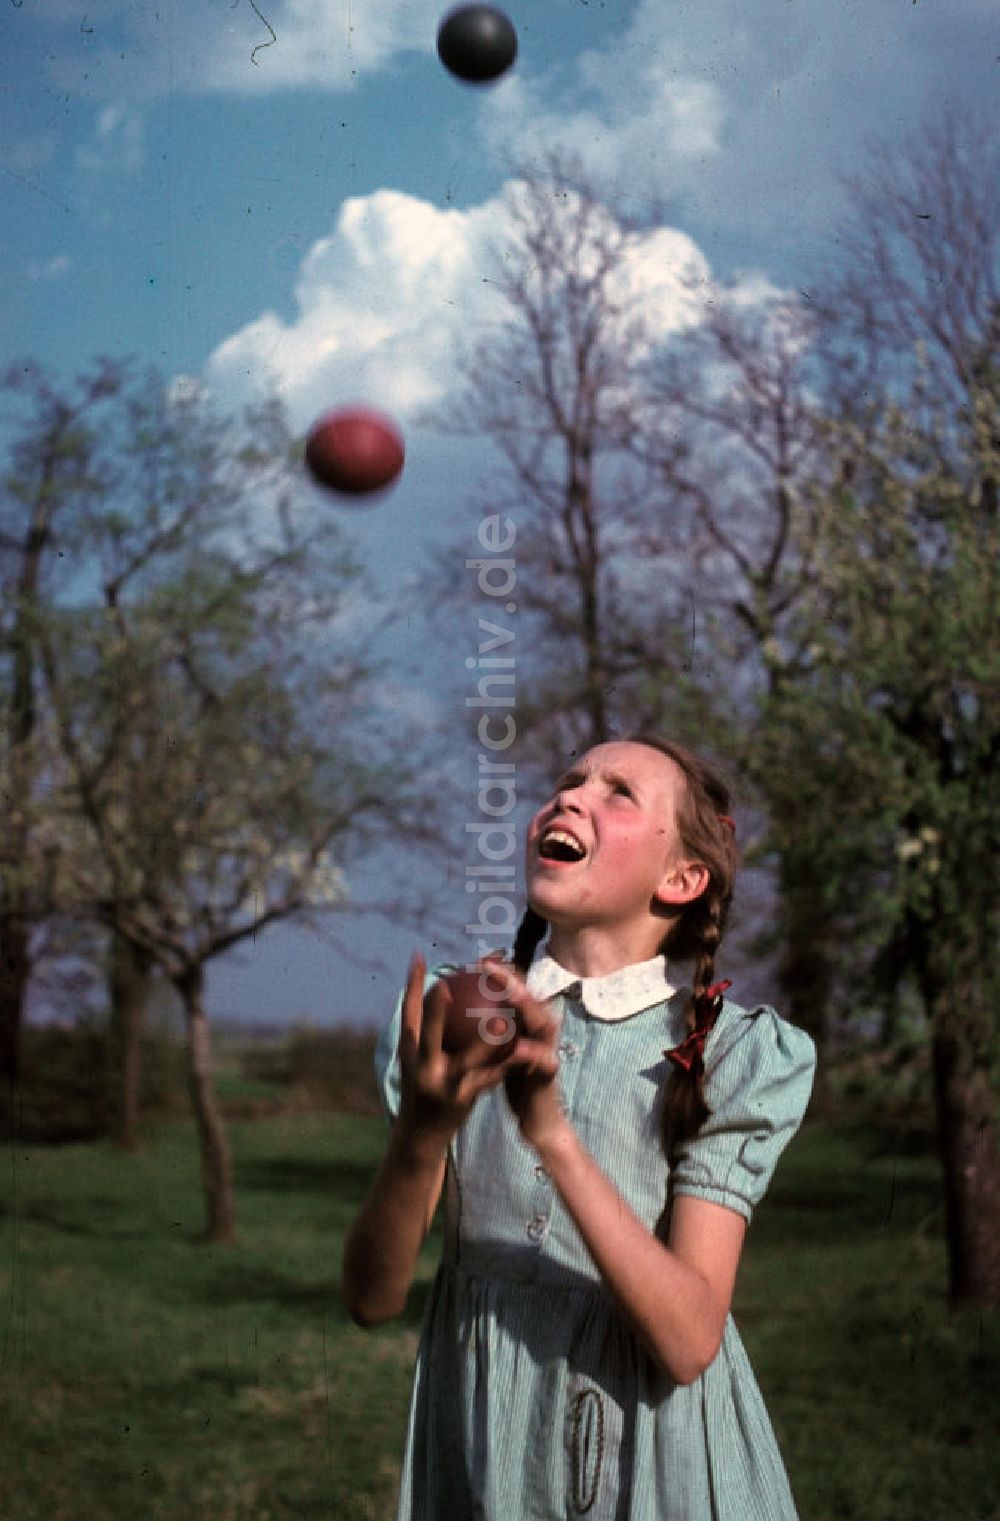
[[613, 782, 634, 799]]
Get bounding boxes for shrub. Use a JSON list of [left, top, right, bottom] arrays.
[[825, 1030, 936, 1152], [3, 1022, 112, 1142], [1, 1021, 188, 1143], [241, 1025, 381, 1115]]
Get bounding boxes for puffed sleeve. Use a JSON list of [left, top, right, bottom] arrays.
[[669, 1001, 816, 1222], [373, 962, 457, 1122]]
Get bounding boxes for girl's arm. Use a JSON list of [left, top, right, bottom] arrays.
[[341, 955, 554, 1328], [534, 1126, 745, 1384], [341, 1118, 448, 1328], [499, 968, 746, 1385]]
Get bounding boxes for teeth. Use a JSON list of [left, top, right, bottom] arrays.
[[540, 828, 586, 861], [544, 829, 582, 849]]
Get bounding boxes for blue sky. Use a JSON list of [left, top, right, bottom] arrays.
[[4, 0, 997, 1029]]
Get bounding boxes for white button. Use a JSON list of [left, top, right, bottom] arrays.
[[534, 1163, 549, 1182], [526, 1213, 549, 1243], [558, 1041, 579, 1060]]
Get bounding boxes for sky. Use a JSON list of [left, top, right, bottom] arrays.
[[3, 0, 997, 1031]]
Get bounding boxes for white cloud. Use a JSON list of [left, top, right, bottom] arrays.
[[477, 1, 733, 208], [45, 0, 446, 99], [197, 0, 443, 92], [166, 374, 205, 407], [476, 0, 999, 243], [204, 180, 720, 429], [75, 104, 143, 174], [607, 224, 711, 338], [480, 70, 727, 215], [27, 254, 73, 282], [205, 187, 507, 425]]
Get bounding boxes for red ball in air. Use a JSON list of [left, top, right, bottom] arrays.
[[436, 968, 517, 1061], [304, 406, 405, 497]]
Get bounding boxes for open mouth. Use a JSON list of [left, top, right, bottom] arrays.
[[537, 827, 587, 864]]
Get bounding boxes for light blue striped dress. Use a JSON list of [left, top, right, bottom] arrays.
[[374, 954, 816, 1521]]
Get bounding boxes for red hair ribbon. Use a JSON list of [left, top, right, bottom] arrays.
[[718, 815, 736, 833], [665, 979, 733, 1077]]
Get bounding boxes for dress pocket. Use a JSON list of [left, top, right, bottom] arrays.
[[568, 1387, 605, 1514]]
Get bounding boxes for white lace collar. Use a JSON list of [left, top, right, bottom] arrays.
[[526, 949, 675, 1021]]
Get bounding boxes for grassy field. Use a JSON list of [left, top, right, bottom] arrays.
[[2, 1111, 998, 1521]]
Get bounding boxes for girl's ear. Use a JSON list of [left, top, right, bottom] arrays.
[[654, 859, 710, 908]]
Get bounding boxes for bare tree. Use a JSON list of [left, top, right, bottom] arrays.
[[640, 290, 837, 1085], [820, 107, 999, 438], [445, 159, 839, 1057], [445, 155, 697, 778]]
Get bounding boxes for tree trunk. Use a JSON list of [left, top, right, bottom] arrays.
[[178, 964, 236, 1244], [930, 1021, 1000, 1307], [2, 451, 57, 1095], [109, 931, 151, 1152], [0, 905, 29, 1095]]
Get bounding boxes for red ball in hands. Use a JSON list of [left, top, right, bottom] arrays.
[[436, 967, 517, 1061], [305, 406, 405, 497]]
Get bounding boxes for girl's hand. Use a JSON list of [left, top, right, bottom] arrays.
[[481, 963, 568, 1154], [395, 954, 538, 1149]]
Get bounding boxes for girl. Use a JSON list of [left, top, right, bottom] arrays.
[[342, 735, 815, 1520]]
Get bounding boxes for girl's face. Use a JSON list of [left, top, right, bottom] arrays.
[[525, 741, 703, 935]]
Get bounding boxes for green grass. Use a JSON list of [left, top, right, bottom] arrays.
[[735, 1125, 1000, 1521], [0, 1115, 433, 1521], [1, 1115, 998, 1520]]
